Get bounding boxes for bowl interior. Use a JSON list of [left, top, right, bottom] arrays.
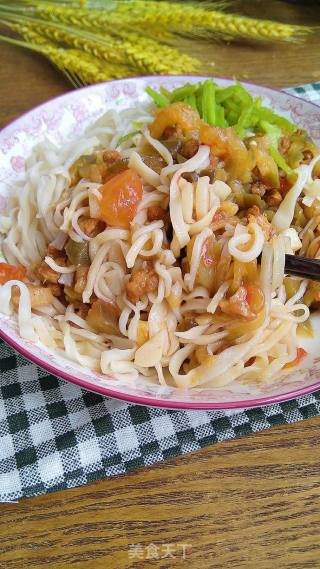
[[1, 75, 320, 409]]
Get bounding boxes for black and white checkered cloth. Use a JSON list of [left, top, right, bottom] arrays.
[[1, 82, 320, 502]]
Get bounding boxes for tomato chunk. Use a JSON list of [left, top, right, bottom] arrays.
[[199, 124, 251, 182], [285, 347, 307, 369], [149, 102, 201, 139], [244, 284, 265, 314], [220, 286, 255, 320], [0, 262, 26, 284], [99, 168, 143, 228]]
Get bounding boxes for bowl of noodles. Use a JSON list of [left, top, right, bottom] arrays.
[[1, 75, 320, 410]]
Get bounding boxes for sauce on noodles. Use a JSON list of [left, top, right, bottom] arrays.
[[1, 83, 320, 389]]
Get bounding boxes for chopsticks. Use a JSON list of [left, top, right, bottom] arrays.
[[285, 254, 320, 281]]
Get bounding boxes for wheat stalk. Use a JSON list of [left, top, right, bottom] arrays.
[[0, 12, 124, 63], [0, 25, 135, 85], [22, 1, 174, 42], [15, 0, 313, 42], [0, 0, 314, 91], [112, 0, 313, 41], [0, 8, 199, 74]]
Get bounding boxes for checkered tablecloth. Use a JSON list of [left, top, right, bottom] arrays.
[[1, 82, 320, 502]]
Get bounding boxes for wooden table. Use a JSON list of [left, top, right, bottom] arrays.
[[1, 2, 320, 568]]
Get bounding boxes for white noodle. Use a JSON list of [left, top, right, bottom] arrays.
[[0, 100, 315, 393], [272, 155, 320, 232], [44, 256, 75, 274], [180, 178, 194, 224], [195, 176, 210, 220], [143, 130, 173, 166], [184, 227, 212, 292], [207, 282, 230, 314], [170, 145, 210, 249], [129, 151, 161, 186], [286, 280, 308, 306], [272, 235, 286, 291], [0, 280, 37, 341], [228, 222, 264, 262]]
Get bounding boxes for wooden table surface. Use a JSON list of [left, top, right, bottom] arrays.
[[1, 2, 320, 568]]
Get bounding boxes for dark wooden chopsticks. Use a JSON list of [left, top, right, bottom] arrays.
[[285, 254, 320, 281]]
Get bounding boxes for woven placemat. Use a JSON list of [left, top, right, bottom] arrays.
[[1, 82, 320, 502]]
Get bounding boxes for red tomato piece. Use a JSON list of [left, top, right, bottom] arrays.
[[285, 347, 307, 369], [199, 124, 251, 182], [99, 168, 143, 228], [0, 262, 26, 284], [244, 284, 265, 314]]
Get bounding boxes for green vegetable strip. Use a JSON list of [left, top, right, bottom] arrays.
[[145, 87, 169, 108], [203, 80, 216, 126], [117, 130, 141, 145], [215, 105, 227, 127], [201, 80, 209, 123], [234, 193, 266, 210], [270, 146, 293, 175], [235, 103, 254, 137], [160, 86, 172, 99], [196, 88, 203, 119], [146, 81, 297, 142], [236, 97, 262, 137], [250, 98, 262, 127], [255, 107, 295, 133], [259, 120, 282, 146], [226, 110, 239, 125], [170, 83, 198, 102], [236, 84, 253, 106], [215, 83, 252, 105], [259, 120, 293, 174], [223, 98, 240, 114], [185, 93, 197, 111], [215, 85, 240, 103]]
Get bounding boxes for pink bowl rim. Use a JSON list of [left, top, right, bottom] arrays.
[[1, 326, 320, 410], [1, 74, 320, 410]]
